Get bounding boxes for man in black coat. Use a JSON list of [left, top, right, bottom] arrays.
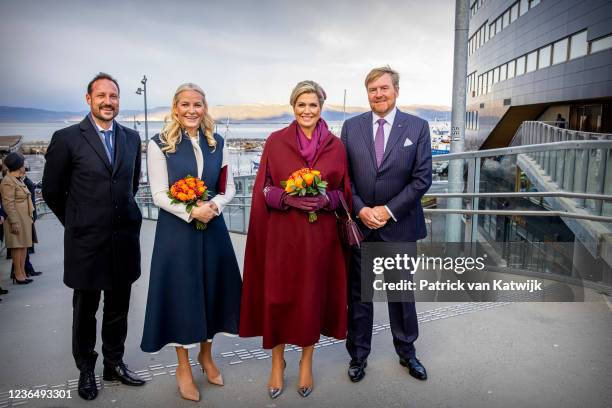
[[42, 72, 145, 400]]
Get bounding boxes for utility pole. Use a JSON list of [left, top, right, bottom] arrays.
[[445, 0, 469, 242]]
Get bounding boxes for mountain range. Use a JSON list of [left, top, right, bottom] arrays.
[[0, 104, 450, 123]]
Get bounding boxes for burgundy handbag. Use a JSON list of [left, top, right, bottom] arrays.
[[336, 193, 365, 248]]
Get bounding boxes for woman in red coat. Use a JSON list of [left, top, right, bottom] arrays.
[[240, 80, 350, 399]]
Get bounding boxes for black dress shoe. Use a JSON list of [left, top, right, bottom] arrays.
[[103, 362, 145, 386], [0, 287, 8, 295], [78, 370, 98, 400], [399, 357, 427, 380], [348, 359, 367, 382], [27, 270, 42, 277]]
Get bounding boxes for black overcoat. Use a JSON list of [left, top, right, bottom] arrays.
[[42, 116, 142, 289]]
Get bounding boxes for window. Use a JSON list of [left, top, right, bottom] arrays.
[[591, 34, 612, 53], [487, 70, 493, 92], [516, 55, 526, 76], [493, 67, 500, 83], [526, 50, 538, 72], [495, 18, 502, 34], [510, 3, 519, 22], [500, 64, 507, 81], [538, 45, 551, 68], [552, 38, 568, 64], [507, 60, 516, 78], [489, 23, 496, 38], [478, 75, 483, 95], [569, 31, 588, 60], [504, 10, 511, 27], [476, 31, 481, 49], [530, 0, 540, 7], [520, 0, 529, 16]]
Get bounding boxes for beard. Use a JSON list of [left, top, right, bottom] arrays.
[[92, 103, 118, 122]]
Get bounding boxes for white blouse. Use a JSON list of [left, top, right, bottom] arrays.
[[147, 135, 236, 222]]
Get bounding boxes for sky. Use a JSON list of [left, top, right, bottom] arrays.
[[0, 0, 455, 112]]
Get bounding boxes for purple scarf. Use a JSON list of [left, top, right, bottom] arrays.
[[296, 119, 330, 167]]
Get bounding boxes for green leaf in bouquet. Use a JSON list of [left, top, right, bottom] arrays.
[[280, 181, 287, 188]]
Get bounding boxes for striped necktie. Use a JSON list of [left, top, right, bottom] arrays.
[[374, 118, 386, 168]]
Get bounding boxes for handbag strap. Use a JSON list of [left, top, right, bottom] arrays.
[[337, 193, 353, 220]]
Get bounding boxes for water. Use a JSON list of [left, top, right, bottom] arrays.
[[0, 120, 346, 142], [2, 119, 449, 177]]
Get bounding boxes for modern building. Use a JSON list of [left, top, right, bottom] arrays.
[[461, 0, 612, 287], [465, 0, 612, 150]]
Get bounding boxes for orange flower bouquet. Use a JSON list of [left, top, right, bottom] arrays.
[[280, 167, 328, 222], [168, 175, 208, 230]]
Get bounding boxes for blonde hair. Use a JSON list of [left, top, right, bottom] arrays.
[[289, 80, 327, 107], [364, 65, 400, 90], [159, 83, 216, 153]]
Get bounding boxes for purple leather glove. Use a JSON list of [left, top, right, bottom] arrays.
[[283, 194, 329, 211]]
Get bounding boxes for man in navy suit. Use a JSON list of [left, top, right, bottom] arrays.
[[341, 66, 432, 382]]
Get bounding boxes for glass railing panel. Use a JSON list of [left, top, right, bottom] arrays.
[[603, 149, 612, 217], [585, 148, 605, 214]]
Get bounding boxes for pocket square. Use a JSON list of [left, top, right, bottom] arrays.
[[403, 139, 413, 147]]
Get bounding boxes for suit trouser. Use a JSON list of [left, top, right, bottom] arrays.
[[346, 232, 418, 361], [72, 286, 131, 372]]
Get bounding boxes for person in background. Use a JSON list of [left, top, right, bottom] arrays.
[[555, 113, 566, 129], [0, 152, 35, 285], [0, 200, 8, 301], [10, 171, 41, 279]]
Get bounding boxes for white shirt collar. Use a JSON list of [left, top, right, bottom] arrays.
[[89, 113, 114, 133], [372, 106, 398, 126]]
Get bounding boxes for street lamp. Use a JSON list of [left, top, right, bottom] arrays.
[[135, 75, 149, 145]]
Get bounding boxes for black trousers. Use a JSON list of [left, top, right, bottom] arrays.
[[72, 286, 131, 372], [346, 232, 419, 362]]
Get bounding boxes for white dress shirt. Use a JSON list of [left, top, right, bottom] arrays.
[[88, 114, 115, 162], [147, 135, 236, 223], [372, 106, 397, 150], [371, 107, 398, 222]]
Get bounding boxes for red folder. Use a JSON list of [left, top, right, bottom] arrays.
[[217, 165, 228, 195]]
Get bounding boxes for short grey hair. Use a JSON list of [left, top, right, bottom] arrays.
[[289, 80, 327, 107], [365, 65, 400, 90]]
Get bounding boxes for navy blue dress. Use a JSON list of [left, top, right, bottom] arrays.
[[141, 132, 242, 353]]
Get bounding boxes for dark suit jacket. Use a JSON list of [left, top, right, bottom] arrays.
[[42, 116, 142, 290], [341, 109, 432, 242]]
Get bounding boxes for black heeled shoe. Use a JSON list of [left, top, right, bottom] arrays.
[[0, 287, 8, 295], [298, 360, 313, 397], [268, 359, 286, 399], [12, 278, 33, 285]]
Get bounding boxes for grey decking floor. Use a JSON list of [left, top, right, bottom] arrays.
[[0, 217, 610, 408]]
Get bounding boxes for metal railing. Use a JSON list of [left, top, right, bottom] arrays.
[[132, 138, 612, 233], [33, 136, 612, 291]]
